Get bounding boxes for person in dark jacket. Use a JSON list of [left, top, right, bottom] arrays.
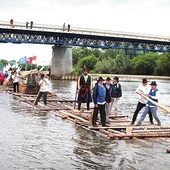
[[104, 77, 112, 123], [92, 77, 108, 127], [110, 76, 122, 115], [77, 68, 92, 110]]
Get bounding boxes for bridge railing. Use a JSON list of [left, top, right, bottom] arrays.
[[0, 20, 169, 42]]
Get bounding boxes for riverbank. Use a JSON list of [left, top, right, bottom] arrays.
[[50, 74, 170, 81], [91, 74, 170, 81]]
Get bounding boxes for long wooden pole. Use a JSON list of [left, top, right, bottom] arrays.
[[33, 89, 40, 108], [74, 78, 78, 109], [59, 110, 89, 124], [140, 93, 170, 114]]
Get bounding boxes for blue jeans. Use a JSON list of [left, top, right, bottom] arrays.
[[138, 106, 161, 124]]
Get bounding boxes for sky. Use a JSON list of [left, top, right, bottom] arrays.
[[0, 0, 170, 65]]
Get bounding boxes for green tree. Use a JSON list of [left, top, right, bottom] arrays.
[[130, 53, 159, 75], [91, 48, 102, 58], [74, 54, 98, 74], [0, 59, 8, 67], [93, 50, 133, 74], [72, 47, 93, 66], [93, 57, 115, 74], [112, 50, 133, 74], [155, 53, 170, 76], [101, 49, 117, 61]]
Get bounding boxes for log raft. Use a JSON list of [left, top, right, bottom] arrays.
[[4, 89, 170, 140]]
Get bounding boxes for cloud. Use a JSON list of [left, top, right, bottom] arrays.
[[1, 0, 169, 34]]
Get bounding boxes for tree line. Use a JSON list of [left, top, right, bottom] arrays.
[[72, 47, 170, 76], [1, 48, 170, 76], [0, 59, 50, 72]]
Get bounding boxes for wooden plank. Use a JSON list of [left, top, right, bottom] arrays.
[[59, 110, 90, 124], [109, 114, 129, 118], [19, 99, 75, 102], [108, 129, 126, 135], [88, 126, 126, 130], [10, 92, 37, 97], [38, 108, 70, 111]]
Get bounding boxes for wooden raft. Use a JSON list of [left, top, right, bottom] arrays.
[[4, 89, 170, 140]]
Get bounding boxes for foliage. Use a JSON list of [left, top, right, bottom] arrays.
[[93, 57, 114, 74], [72, 47, 92, 66], [92, 50, 133, 74], [1, 47, 169, 76], [112, 51, 133, 74], [9, 60, 16, 66], [72, 47, 170, 76], [130, 53, 159, 75], [17, 63, 50, 71], [73, 54, 98, 74], [0, 59, 8, 67], [155, 53, 170, 76]]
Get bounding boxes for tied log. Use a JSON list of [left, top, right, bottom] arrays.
[[107, 129, 126, 135], [59, 110, 90, 125], [64, 105, 93, 122], [19, 99, 75, 102], [109, 114, 129, 118]]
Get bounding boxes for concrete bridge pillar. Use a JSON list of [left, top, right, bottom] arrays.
[[51, 45, 72, 75]]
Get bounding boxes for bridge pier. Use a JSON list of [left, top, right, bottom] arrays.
[[51, 45, 73, 75]]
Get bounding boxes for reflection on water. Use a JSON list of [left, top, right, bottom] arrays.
[[0, 79, 170, 170]]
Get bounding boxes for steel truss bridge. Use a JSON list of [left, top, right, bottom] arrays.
[[0, 20, 170, 54]]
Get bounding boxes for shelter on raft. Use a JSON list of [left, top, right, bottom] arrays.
[[3, 69, 49, 94]]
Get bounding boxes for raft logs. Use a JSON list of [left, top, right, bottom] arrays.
[[58, 107, 93, 125]]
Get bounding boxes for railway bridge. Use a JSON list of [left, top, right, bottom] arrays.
[[0, 20, 169, 75]]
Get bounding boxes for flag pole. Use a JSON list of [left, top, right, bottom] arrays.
[[25, 63, 27, 71]]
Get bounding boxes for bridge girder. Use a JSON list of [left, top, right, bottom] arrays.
[[0, 28, 170, 53]]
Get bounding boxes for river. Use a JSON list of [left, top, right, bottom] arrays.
[[0, 79, 170, 170]]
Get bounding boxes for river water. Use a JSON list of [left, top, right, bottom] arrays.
[[0, 79, 170, 170]]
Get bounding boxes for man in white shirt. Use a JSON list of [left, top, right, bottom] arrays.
[[11, 71, 19, 92], [131, 78, 153, 125], [34, 74, 49, 105]]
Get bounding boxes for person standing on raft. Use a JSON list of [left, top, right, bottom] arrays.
[[34, 74, 49, 106], [136, 81, 161, 126], [92, 77, 108, 127], [77, 68, 92, 111], [110, 76, 122, 115], [130, 78, 154, 125]]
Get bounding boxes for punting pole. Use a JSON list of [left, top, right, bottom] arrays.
[[140, 93, 170, 114], [74, 78, 78, 109]]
